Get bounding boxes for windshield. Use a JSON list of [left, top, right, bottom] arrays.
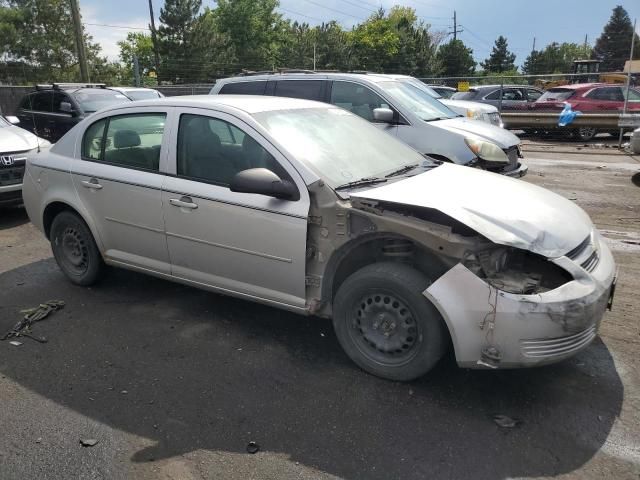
[[433, 87, 456, 99], [537, 89, 575, 102], [254, 107, 433, 189], [124, 90, 162, 101], [72, 89, 131, 113], [377, 81, 457, 121]]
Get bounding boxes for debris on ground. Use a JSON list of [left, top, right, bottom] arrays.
[[9, 341, 23, 347], [493, 414, 520, 428], [79, 439, 99, 447], [1, 300, 65, 344], [246, 441, 260, 454], [35, 438, 42, 444]]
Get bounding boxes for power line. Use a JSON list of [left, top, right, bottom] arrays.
[[85, 22, 149, 30], [301, 0, 365, 21]]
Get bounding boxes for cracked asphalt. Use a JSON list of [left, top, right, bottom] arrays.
[[0, 140, 639, 479]]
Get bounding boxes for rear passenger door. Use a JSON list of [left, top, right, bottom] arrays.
[[72, 108, 172, 273], [161, 109, 309, 308]]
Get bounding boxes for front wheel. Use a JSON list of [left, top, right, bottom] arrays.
[[50, 210, 104, 286], [576, 127, 598, 142], [333, 262, 448, 381]]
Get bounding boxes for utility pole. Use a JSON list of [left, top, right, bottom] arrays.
[[619, 18, 637, 148], [531, 37, 536, 53], [453, 11, 457, 41], [583, 34, 588, 50], [133, 54, 141, 87], [148, 0, 161, 79], [70, 0, 89, 82], [313, 42, 316, 71]]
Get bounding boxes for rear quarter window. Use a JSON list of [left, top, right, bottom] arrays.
[[218, 81, 267, 95], [274, 80, 324, 101]]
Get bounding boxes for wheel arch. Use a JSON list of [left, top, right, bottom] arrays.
[[42, 201, 104, 253]]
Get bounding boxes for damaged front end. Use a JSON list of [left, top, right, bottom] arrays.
[[424, 231, 616, 369]]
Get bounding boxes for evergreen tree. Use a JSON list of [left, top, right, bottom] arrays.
[[436, 39, 476, 77], [592, 5, 640, 71], [481, 36, 516, 73], [157, 0, 202, 82]]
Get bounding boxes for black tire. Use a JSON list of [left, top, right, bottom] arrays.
[[575, 127, 597, 142], [50, 210, 103, 286], [333, 262, 448, 381]]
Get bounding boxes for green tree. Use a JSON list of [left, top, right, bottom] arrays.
[[190, 7, 237, 80], [214, 0, 282, 70], [522, 42, 592, 74], [436, 39, 476, 77], [481, 36, 516, 73], [592, 5, 640, 71], [118, 32, 156, 83], [157, 0, 202, 82]]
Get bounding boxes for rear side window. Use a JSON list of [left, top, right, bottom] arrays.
[[274, 80, 324, 101], [81, 113, 166, 171], [527, 89, 543, 101], [586, 87, 624, 102], [219, 81, 267, 95]]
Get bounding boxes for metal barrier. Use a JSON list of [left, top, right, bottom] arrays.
[[501, 113, 621, 129]]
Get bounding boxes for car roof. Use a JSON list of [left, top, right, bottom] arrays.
[[217, 72, 399, 85], [469, 84, 536, 90], [97, 94, 333, 115], [428, 85, 456, 90], [547, 83, 612, 90], [111, 87, 157, 92]]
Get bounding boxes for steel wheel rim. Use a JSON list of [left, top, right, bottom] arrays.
[[348, 290, 422, 366], [578, 127, 596, 139], [58, 227, 89, 276]]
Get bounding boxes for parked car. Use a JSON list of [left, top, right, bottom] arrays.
[[452, 85, 544, 111], [16, 83, 132, 143], [387, 75, 503, 128], [530, 83, 640, 140], [110, 87, 164, 101], [427, 85, 457, 98], [211, 72, 527, 177], [23, 96, 616, 381], [0, 115, 50, 206]]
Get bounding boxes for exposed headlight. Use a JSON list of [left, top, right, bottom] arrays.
[[462, 247, 573, 294], [464, 137, 509, 163], [465, 109, 482, 121]]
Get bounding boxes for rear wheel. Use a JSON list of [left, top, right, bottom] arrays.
[[50, 211, 103, 286], [333, 262, 448, 381], [576, 127, 598, 142]]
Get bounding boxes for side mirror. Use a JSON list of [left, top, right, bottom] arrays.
[[5, 116, 20, 125], [373, 107, 394, 124], [59, 102, 75, 115], [230, 168, 297, 200]]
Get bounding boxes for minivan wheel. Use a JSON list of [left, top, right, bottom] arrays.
[[333, 262, 448, 381], [576, 127, 597, 142], [50, 211, 103, 286]]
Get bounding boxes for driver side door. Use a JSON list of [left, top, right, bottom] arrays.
[[161, 109, 310, 309]]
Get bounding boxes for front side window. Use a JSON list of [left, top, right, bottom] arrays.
[[177, 114, 288, 187], [537, 89, 575, 102], [81, 113, 166, 171], [527, 89, 542, 102], [52, 92, 72, 113], [330, 81, 391, 121], [501, 89, 524, 101], [31, 92, 53, 112]]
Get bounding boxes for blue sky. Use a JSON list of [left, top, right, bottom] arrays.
[[82, 0, 640, 67]]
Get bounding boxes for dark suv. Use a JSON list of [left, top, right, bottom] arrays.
[[16, 83, 132, 142]]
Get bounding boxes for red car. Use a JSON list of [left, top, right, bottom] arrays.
[[531, 83, 640, 140]]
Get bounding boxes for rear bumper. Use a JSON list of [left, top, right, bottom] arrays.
[[424, 231, 616, 369]]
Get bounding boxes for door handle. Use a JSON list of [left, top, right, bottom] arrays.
[[169, 196, 198, 209], [81, 178, 103, 190]]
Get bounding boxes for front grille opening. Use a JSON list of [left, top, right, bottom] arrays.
[[566, 236, 590, 260]]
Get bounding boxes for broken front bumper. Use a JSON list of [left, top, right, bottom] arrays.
[[424, 231, 616, 369]]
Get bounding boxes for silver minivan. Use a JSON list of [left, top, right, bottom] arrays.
[[210, 73, 527, 177]]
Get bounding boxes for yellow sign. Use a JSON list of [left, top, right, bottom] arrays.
[[457, 81, 470, 92], [149, 71, 157, 78]]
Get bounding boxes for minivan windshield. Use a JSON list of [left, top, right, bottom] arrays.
[[254, 107, 434, 189], [377, 81, 457, 121], [71, 89, 131, 113]]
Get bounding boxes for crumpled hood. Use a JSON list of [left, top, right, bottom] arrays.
[[0, 126, 39, 153], [434, 117, 519, 148], [351, 163, 592, 258], [441, 99, 497, 114]]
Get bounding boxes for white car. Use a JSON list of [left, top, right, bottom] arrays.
[[22, 96, 616, 381], [110, 87, 164, 101], [0, 115, 50, 206]]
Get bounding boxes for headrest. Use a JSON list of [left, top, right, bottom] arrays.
[[114, 129, 141, 148]]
